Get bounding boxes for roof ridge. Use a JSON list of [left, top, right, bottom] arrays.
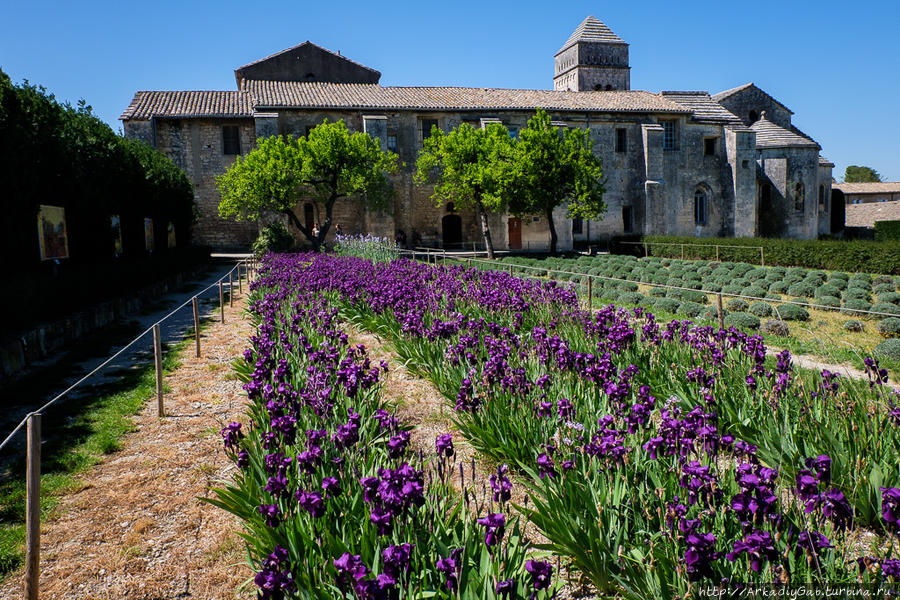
[[234, 41, 379, 76], [556, 16, 626, 55]]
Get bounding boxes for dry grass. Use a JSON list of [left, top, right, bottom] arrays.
[[0, 298, 255, 600]]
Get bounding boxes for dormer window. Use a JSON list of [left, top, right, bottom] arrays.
[[749, 110, 759, 124]]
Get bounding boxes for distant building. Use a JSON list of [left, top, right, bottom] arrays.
[[834, 182, 900, 204], [121, 16, 834, 250]]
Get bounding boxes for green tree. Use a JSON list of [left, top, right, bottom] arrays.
[[217, 120, 398, 251], [415, 122, 515, 259], [844, 165, 882, 183], [509, 109, 606, 254]]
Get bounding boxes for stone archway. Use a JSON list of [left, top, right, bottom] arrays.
[[442, 214, 462, 249]]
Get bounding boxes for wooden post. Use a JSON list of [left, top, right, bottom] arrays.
[[473, 241, 476, 257], [238, 264, 243, 294], [219, 281, 225, 323], [760, 247, 765, 267], [587, 277, 593, 309], [153, 324, 164, 417], [192, 297, 201, 358], [229, 272, 234, 307], [717, 293, 725, 330], [680, 244, 685, 260], [643, 243, 648, 258], [24, 412, 40, 600], [716, 245, 720, 262]]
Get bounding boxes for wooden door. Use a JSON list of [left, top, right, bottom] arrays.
[[508, 217, 522, 250]]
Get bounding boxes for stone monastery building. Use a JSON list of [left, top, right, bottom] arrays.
[[121, 16, 835, 251]]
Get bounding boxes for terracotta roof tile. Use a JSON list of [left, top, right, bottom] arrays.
[[845, 199, 900, 228], [242, 81, 690, 114], [834, 182, 900, 195], [120, 91, 254, 120]]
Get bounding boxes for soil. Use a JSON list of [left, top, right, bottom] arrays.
[[0, 298, 255, 600]]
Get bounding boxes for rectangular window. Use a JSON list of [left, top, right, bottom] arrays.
[[387, 135, 398, 153], [223, 125, 241, 155], [572, 217, 583, 234], [616, 128, 627, 153], [704, 137, 716, 156], [508, 127, 519, 139], [694, 192, 707, 225], [421, 118, 439, 140], [662, 121, 677, 151], [622, 206, 634, 233]]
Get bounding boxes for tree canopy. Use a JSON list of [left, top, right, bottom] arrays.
[[414, 122, 515, 258], [844, 165, 882, 183], [509, 109, 606, 254], [217, 120, 398, 251]]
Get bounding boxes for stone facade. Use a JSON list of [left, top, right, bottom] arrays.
[[121, 17, 832, 251]]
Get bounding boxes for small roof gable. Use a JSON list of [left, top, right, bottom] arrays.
[[660, 91, 743, 124], [750, 113, 818, 149], [557, 16, 626, 55], [234, 41, 380, 88], [712, 82, 794, 115]]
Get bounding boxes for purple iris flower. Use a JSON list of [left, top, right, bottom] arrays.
[[476, 512, 506, 547], [524, 560, 553, 590], [435, 433, 454, 457]]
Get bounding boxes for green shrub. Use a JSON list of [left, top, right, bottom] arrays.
[[787, 283, 815, 298], [746, 268, 768, 281], [684, 271, 702, 282], [874, 283, 895, 295], [724, 312, 761, 330], [769, 281, 789, 294], [875, 338, 900, 362], [875, 221, 900, 242], [776, 304, 810, 321], [618, 281, 639, 292], [733, 264, 754, 276], [732, 278, 751, 289], [815, 296, 842, 309], [648, 286, 667, 298], [841, 299, 873, 317], [761, 319, 790, 337], [680, 289, 709, 304], [652, 297, 681, 314], [827, 277, 848, 290], [651, 274, 669, 284], [844, 288, 872, 302], [879, 292, 900, 305], [829, 272, 850, 281], [843, 320, 864, 332], [618, 292, 646, 306], [252, 221, 295, 256], [849, 274, 873, 287], [711, 267, 730, 278], [766, 292, 782, 300], [873, 303, 900, 316], [697, 266, 713, 277], [744, 286, 768, 300], [704, 282, 723, 293], [878, 317, 900, 338], [814, 284, 842, 299], [749, 302, 773, 317], [722, 283, 743, 295], [726, 298, 749, 312], [678, 301, 706, 318]]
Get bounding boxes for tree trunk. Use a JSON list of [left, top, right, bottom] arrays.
[[546, 208, 558, 255], [283, 209, 319, 251], [476, 201, 495, 259]]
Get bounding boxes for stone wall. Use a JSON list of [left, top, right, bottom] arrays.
[[717, 86, 792, 129]]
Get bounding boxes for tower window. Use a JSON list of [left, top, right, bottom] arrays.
[[704, 138, 716, 156], [749, 110, 759, 123], [694, 190, 707, 225], [662, 121, 677, 151], [794, 181, 805, 212], [223, 125, 241, 155], [616, 128, 627, 153]]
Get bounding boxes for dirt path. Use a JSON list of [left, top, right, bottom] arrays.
[[1, 297, 255, 600]]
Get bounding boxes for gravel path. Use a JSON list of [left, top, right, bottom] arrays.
[[0, 294, 255, 599]]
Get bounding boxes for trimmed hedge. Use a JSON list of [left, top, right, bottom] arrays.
[[617, 235, 900, 275], [726, 299, 749, 312], [776, 304, 810, 321], [762, 319, 790, 337], [724, 312, 761, 330], [879, 317, 900, 338], [875, 339, 900, 361], [749, 302, 773, 317], [843, 320, 864, 332], [875, 221, 900, 242]]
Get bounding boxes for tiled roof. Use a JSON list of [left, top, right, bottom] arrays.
[[557, 16, 626, 54], [819, 156, 834, 167], [660, 91, 742, 124], [712, 83, 794, 115], [845, 199, 900, 228], [834, 182, 900, 195], [750, 116, 818, 149], [242, 81, 691, 113], [120, 90, 254, 120], [234, 41, 379, 76]]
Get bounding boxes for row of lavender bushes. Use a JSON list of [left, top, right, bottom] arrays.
[[257, 253, 900, 598], [207, 261, 555, 599]]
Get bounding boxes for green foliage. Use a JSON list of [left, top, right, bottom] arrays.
[[775, 304, 810, 321], [508, 109, 606, 254], [844, 165, 882, 183], [842, 298, 873, 317], [761, 319, 791, 337], [251, 221, 295, 256], [748, 302, 773, 317], [724, 311, 761, 330], [815, 296, 842, 309], [725, 298, 749, 312], [875, 339, 900, 361], [872, 303, 900, 316], [875, 221, 900, 242], [416, 122, 514, 257], [333, 233, 399, 263], [787, 283, 815, 298], [218, 122, 398, 250], [879, 292, 900, 305], [878, 318, 900, 339], [651, 297, 680, 314], [843, 320, 864, 332], [677, 301, 705, 318]]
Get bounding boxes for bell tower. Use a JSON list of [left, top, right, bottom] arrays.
[[553, 16, 630, 92]]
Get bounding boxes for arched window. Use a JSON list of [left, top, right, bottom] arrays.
[[749, 110, 759, 123], [794, 181, 805, 212], [694, 189, 708, 225], [605, 84, 614, 91], [594, 84, 603, 91]]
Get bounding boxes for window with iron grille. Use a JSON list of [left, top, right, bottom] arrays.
[[616, 128, 627, 153], [223, 125, 241, 155], [662, 121, 677, 151]]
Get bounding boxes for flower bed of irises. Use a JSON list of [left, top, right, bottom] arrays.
[[209, 260, 554, 600], [219, 253, 900, 598]]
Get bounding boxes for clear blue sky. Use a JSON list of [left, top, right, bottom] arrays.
[[2, 0, 898, 181]]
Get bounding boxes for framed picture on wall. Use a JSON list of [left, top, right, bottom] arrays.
[[38, 205, 69, 260]]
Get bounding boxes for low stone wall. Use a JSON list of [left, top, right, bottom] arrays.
[[0, 266, 207, 382]]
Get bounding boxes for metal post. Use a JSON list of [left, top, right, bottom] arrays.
[[25, 412, 40, 600], [717, 293, 725, 330], [192, 297, 200, 358], [229, 272, 234, 307], [219, 281, 225, 323], [153, 324, 164, 417]]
